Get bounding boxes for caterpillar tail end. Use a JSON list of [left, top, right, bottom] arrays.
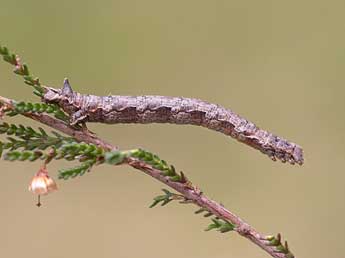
[[267, 144, 304, 166], [292, 145, 304, 165]]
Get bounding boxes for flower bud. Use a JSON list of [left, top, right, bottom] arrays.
[[29, 167, 58, 195]]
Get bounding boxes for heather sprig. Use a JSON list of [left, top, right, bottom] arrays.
[[264, 234, 294, 258], [5, 101, 69, 122], [4, 150, 46, 161], [0, 122, 71, 151], [149, 189, 185, 208], [0, 44, 68, 122], [0, 124, 101, 178], [0, 44, 43, 97], [58, 159, 97, 179], [205, 218, 235, 233], [130, 148, 190, 184], [149, 189, 236, 234]]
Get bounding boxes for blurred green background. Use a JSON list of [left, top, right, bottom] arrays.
[[0, 1, 344, 258]]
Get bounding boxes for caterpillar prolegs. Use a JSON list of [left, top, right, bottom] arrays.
[[43, 79, 304, 165]]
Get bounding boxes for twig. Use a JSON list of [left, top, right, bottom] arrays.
[[0, 95, 294, 258]]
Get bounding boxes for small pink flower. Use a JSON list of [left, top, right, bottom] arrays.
[[0, 104, 9, 119], [29, 167, 58, 195]]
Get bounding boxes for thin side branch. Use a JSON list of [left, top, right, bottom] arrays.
[[0, 95, 293, 258]]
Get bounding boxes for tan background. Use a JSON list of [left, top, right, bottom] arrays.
[[0, 1, 344, 258]]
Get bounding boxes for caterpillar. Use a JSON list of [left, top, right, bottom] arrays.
[[43, 79, 304, 165]]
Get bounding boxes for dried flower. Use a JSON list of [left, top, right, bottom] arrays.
[[0, 104, 9, 119], [29, 166, 58, 195]]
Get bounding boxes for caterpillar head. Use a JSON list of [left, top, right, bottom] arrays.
[[43, 78, 79, 115]]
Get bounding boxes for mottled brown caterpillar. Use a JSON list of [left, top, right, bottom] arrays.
[[43, 79, 304, 165]]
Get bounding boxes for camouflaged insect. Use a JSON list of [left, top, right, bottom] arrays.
[[43, 79, 303, 165]]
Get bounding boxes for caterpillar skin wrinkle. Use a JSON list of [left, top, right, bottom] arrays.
[[43, 79, 304, 165]]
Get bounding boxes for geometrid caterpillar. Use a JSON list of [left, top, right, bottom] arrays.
[[43, 79, 304, 165]]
